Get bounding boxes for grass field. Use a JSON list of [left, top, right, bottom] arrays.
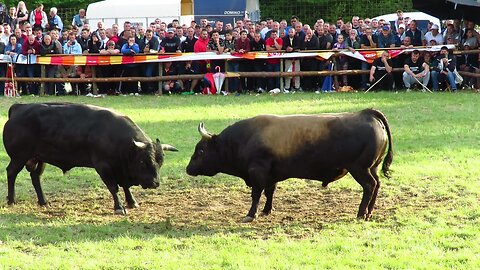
[[0, 92, 479, 269]]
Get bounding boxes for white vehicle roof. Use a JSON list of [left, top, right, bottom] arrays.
[[372, 11, 442, 31], [87, 0, 180, 20], [86, 0, 184, 31]]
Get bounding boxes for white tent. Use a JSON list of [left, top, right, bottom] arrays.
[[86, 0, 190, 31]]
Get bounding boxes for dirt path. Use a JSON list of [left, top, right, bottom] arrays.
[[3, 182, 409, 238]]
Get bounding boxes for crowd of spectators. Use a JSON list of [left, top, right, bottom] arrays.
[[0, 3, 479, 95]]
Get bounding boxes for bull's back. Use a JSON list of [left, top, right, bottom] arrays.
[[4, 103, 145, 160], [228, 112, 386, 168]]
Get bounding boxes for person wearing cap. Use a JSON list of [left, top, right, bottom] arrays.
[[425, 24, 444, 45], [161, 28, 181, 53], [394, 23, 405, 46], [457, 43, 479, 88], [443, 20, 459, 45], [378, 24, 395, 48]]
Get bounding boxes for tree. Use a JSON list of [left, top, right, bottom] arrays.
[[259, 0, 414, 25]]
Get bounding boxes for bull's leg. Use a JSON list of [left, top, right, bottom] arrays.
[[260, 183, 277, 216], [123, 187, 139, 208], [95, 164, 126, 215], [6, 160, 25, 205], [30, 161, 48, 206], [243, 160, 271, 222], [243, 185, 263, 223], [106, 183, 127, 215], [348, 167, 377, 220], [367, 167, 381, 220]]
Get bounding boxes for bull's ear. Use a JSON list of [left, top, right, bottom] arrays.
[[133, 140, 147, 149], [161, 144, 178, 152], [198, 122, 212, 140]]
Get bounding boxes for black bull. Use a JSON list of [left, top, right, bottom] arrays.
[[186, 109, 393, 221], [3, 103, 177, 214]]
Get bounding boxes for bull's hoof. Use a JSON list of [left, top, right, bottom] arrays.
[[259, 208, 274, 217], [38, 201, 49, 207], [242, 216, 255, 223], [114, 208, 128, 215], [7, 199, 16, 206], [126, 202, 139, 209], [356, 214, 367, 221], [259, 211, 269, 217]]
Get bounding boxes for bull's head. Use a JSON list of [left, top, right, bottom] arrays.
[[130, 138, 177, 189], [186, 123, 220, 177]]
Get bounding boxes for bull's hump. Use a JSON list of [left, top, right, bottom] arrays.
[[256, 115, 334, 158]]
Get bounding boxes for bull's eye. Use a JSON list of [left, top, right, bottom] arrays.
[[198, 149, 204, 155]]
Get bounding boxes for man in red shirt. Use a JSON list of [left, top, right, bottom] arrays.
[[180, 28, 210, 93], [22, 34, 41, 95], [193, 28, 209, 74], [265, 30, 283, 91], [234, 30, 251, 92]]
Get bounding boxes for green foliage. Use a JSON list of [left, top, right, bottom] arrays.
[[4, 0, 96, 9], [259, 0, 415, 25]]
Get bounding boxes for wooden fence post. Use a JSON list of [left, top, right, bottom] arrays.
[[158, 62, 163, 95], [280, 59, 284, 90], [40, 64, 45, 96], [91, 66, 98, 95], [224, 59, 229, 92]]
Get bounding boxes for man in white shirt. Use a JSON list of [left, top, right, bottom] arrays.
[[425, 24, 444, 45]]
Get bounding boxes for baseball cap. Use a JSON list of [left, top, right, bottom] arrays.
[[398, 24, 405, 29], [382, 25, 390, 31], [167, 28, 175, 33], [431, 24, 439, 30], [446, 20, 454, 25]]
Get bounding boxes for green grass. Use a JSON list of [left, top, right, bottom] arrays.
[[0, 92, 479, 269]]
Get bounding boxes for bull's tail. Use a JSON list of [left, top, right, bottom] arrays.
[[365, 108, 393, 178]]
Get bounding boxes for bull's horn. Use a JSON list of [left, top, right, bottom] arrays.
[[161, 144, 178, 152], [133, 140, 147, 149], [198, 122, 212, 140]]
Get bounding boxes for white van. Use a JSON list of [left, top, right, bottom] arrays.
[[372, 11, 441, 33]]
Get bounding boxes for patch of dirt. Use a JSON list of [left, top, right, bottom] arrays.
[[2, 181, 415, 238]]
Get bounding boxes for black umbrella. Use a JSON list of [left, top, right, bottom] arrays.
[[412, 0, 480, 24]]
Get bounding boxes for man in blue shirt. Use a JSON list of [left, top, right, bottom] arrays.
[[63, 32, 82, 54], [120, 36, 140, 94]]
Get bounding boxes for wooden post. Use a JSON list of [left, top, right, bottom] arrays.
[[224, 59, 229, 92], [91, 66, 98, 95], [40, 64, 45, 96], [280, 59, 284, 90], [333, 56, 339, 91], [158, 62, 163, 95]]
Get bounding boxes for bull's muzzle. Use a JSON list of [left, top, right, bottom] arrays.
[[141, 181, 160, 189]]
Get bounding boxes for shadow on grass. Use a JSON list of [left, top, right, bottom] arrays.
[[0, 212, 259, 245]]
